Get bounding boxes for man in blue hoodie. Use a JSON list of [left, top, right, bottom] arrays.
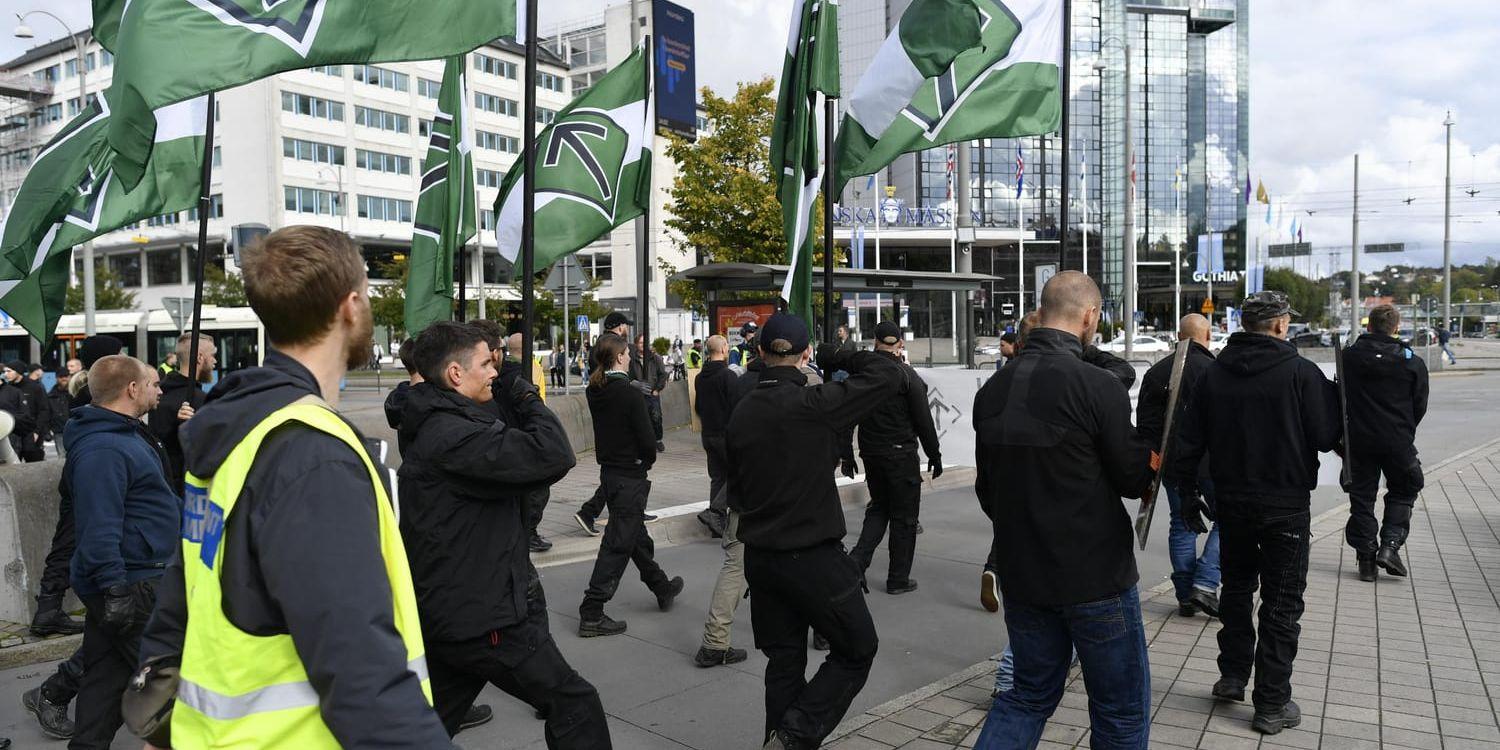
[[62, 354, 178, 749]]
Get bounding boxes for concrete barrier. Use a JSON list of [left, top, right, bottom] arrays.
[[0, 460, 69, 624]]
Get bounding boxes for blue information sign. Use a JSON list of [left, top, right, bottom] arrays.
[[577, 315, 591, 332], [653, 0, 697, 141]]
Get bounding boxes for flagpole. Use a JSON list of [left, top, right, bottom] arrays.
[[520, 0, 538, 378], [822, 96, 836, 344], [1081, 156, 1089, 277], [1058, 0, 1071, 271], [633, 5, 651, 357], [187, 92, 217, 384]]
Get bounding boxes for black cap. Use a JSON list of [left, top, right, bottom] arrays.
[[874, 321, 903, 346], [4, 361, 24, 375], [1241, 291, 1299, 324], [740, 320, 759, 336], [602, 311, 633, 330], [757, 313, 809, 355], [77, 335, 124, 368]]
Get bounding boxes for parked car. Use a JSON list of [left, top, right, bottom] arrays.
[[1291, 330, 1329, 348], [1098, 333, 1171, 354], [1208, 331, 1228, 353]]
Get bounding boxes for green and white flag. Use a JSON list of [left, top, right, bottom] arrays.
[[0, 95, 208, 342], [494, 43, 651, 279], [404, 56, 475, 337], [91, 0, 127, 53], [104, 0, 514, 189], [772, 0, 840, 328], [834, 0, 1062, 189]]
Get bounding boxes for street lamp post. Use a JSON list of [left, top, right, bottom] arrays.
[[1442, 112, 1454, 340], [316, 165, 346, 233], [1095, 38, 1133, 358], [15, 11, 93, 334]]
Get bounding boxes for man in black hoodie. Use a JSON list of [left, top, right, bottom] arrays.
[[1170, 290, 1341, 736], [694, 335, 734, 537], [491, 332, 554, 553], [1343, 304, 1428, 581], [384, 338, 421, 433], [5, 360, 47, 461], [398, 322, 607, 744], [147, 333, 215, 495]]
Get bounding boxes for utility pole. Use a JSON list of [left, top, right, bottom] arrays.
[[1122, 43, 1135, 359], [1351, 153, 1359, 335], [957, 140, 974, 367], [632, 0, 651, 350], [1443, 112, 1454, 339]]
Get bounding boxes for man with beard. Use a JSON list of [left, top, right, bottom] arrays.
[[134, 226, 455, 748], [148, 333, 216, 495]]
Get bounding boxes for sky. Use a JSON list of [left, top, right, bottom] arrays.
[[5, 0, 1498, 274]]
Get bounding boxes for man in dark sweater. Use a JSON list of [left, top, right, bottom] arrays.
[[147, 333, 216, 495], [5, 360, 48, 461], [694, 335, 734, 536], [726, 313, 904, 750], [972, 273, 1156, 749], [1343, 303, 1428, 581], [1170, 290, 1341, 735], [384, 338, 421, 433], [632, 334, 668, 452]]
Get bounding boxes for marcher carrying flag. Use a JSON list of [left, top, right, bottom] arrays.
[[771, 0, 839, 328], [834, 0, 1063, 190], [101, 0, 515, 189], [404, 56, 476, 337], [494, 43, 652, 280]]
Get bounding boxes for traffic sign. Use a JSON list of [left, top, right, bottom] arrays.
[[162, 297, 191, 333], [1201, 298, 1216, 315], [577, 315, 591, 332]]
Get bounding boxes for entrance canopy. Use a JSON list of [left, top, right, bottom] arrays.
[[671, 263, 999, 295]]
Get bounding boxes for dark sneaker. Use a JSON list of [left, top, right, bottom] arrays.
[[697, 509, 726, 538], [916, 522, 924, 535], [811, 632, 829, 651], [1251, 700, 1302, 735], [1357, 557, 1378, 582], [457, 704, 493, 732], [1376, 545, 1408, 577], [694, 646, 749, 668], [1188, 589, 1221, 618], [656, 576, 685, 611], [887, 579, 919, 595], [578, 615, 627, 638], [643, 512, 659, 523], [574, 511, 600, 536], [29, 609, 83, 637], [22, 687, 73, 740], [528, 533, 553, 553], [980, 570, 1000, 613], [1212, 677, 1246, 702], [1178, 601, 1197, 617], [656, 441, 667, 453]]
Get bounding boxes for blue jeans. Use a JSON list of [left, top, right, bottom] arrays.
[[1164, 480, 1221, 603], [1440, 343, 1457, 364], [977, 587, 1151, 750], [993, 645, 1077, 695]]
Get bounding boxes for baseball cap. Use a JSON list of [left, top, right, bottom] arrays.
[[757, 313, 809, 355], [1240, 291, 1299, 324], [77, 335, 124, 368], [874, 321, 903, 346], [602, 311, 633, 330]]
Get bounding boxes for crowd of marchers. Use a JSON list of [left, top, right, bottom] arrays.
[[5, 225, 1427, 750]]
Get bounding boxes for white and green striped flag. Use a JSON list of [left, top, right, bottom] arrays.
[[834, 0, 1062, 189], [103, 0, 514, 190], [494, 43, 652, 279], [404, 56, 476, 337], [0, 95, 208, 342], [772, 0, 840, 328]]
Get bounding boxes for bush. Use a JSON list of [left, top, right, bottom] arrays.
[[652, 336, 670, 356]]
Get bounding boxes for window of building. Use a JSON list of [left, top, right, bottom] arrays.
[[571, 70, 604, 95], [355, 105, 409, 134], [282, 137, 346, 165], [0, 149, 32, 171], [31, 103, 63, 128], [585, 252, 612, 282], [280, 91, 345, 121], [66, 93, 99, 117], [187, 194, 224, 221], [355, 148, 412, 175], [109, 252, 141, 288], [100, 50, 113, 67], [479, 209, 495, 232], [357, 195, 413, 223], [417, 77, 442, 99], [473, 53, 517, 79], [32, 65, 59, 83], [306, 64, 343, 76], [476, 130, 518, 154], [474, 92, 518, 117], [146, 212, 181, 227], [353, 64, 409, 92], [419, 118, 433, 137], [147, 247, 182, 286], [212, 146, 222, 168], [536, 108, 558, 126], [477, 168, 505, 188], [284, 186, 344, 215], [537, 72, 566, 93]]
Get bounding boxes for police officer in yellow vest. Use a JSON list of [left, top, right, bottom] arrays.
[[136, 227, 455, 748]]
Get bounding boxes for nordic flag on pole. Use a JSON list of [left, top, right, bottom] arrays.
[[772, 0, 840, 328], [404, 56, 476, 337], [494, 43, 652, 279], [102, 0, 515, 190], [1015, 143, 1025, 199], [0, 95, 209, 342], [834, 0, 1062, 190]]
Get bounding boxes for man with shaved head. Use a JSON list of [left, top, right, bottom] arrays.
[[973, 271, 1157, 747], [694, 335, 733, 537], [1138, 314, 1221, 620]]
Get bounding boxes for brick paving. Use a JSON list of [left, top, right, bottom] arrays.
[[825, 438, 1500, 749]]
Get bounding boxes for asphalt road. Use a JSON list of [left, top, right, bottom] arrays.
[[0, 370, 1494, 749]]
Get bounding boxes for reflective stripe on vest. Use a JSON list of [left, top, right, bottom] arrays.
[[173, 395, 430, 748]]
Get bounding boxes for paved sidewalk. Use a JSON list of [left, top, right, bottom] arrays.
[[825, 437, 1500, 749]]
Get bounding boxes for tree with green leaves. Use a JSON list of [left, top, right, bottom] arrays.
[[201, 264, 248, 307], [65, 266, 138, 314], [1263, 267, 1331, 326]]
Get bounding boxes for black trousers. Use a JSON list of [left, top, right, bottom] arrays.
[[38, 488, 76, 605], [579, 472, 669, 620], [745, 543, 878, 747], [429, 589, 610, 749], [646, 396, 663, 442], [40, 648, 86, 705], [579, 484, 606, 521], [1345, 444, 1423, 556], [703, 434, 728, 514], [525, 487, 551, 536], [1216, 500, 1310, 711], [71, 579, 157, 750], [849, 452, 922, 586]]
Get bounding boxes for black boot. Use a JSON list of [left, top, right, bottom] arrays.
[[656, 576, 685, 611], [693, 646, 749, 668], [1376, 545, 1408, 577], [1357, 556, 1378, 582], [578, 614, 627, 638], [1212, 677, 1246, 702], [528, 533, 553, 553], [1251, 700, 1302, 735], [1188, 589, 1221, 618], [886, 579, 919, 595], [22, 686, 73, 739], [457, 704, 493, 732], [30, 599, 83, 637]]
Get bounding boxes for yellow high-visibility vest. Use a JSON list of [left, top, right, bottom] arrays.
[[173, 395, 430, 748]]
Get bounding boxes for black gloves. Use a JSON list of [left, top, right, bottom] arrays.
[[840, 458, 859, 479], [509, 377, 541, 405], [815, 342, 844, 374], [928, 459, 943, 480], [102, 584, 136, 631], [1180, 487, 1214, 535]]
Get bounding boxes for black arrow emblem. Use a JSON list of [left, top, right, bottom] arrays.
[[544, 121, 613, 201]]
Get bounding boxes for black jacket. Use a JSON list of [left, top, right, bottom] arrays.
[[16, 378, 47, 444], [1171, 332, 1341, 505], [0, 382, 33, 436], [694, 359, 734, 436], [397, 383, 575, 640], [726, 350, 904, 550], [1344, 334, 1428, 454], [856, 351, 940, 461], [729, 359, 767, 408], [47, 383, 70, 437], [588, 372, 657, 476], [630, 348, 668, 393], [140, 351, 454, 749], [384, 380, 412, 431], [491, 357, 527, 426], [1136, 341, 1216, 479], [147, 371, 208, 495], [973, 328, 1154, 608], [1081, 345, 1137, 389]]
